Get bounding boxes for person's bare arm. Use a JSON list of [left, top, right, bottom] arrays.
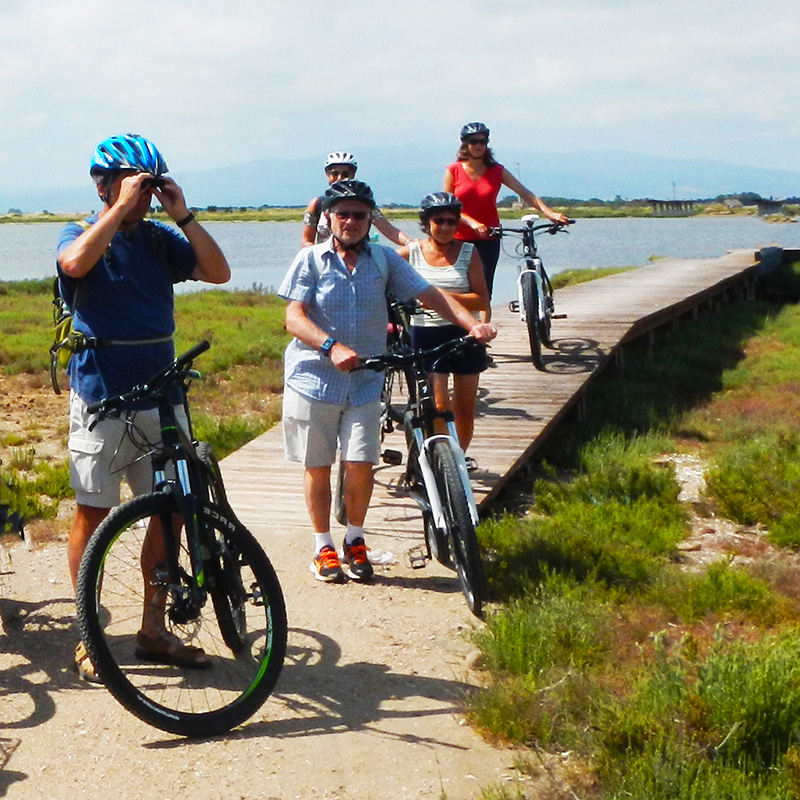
[[58, 174, 148, 277], [154, 179, 230, 284], [416, 286, 496, 343], [501, 168, 570, 225], [285, 299, 359, 371]]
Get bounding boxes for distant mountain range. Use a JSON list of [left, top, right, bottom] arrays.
[[3, 145, 798, 213]]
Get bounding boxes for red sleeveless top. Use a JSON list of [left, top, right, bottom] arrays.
[[447, 161, 504, 241]]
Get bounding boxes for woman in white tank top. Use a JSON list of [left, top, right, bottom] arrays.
[[396, 193, 490, 468]]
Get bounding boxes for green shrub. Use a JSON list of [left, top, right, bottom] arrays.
[[651, 561, 776, 623], [706, 430, 800, 536]]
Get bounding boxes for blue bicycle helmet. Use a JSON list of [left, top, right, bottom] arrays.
[[90, 133, 168, 177], [460, 122, 490, 141], [420, 192, 462, 220], [322, 180, 376, 211]]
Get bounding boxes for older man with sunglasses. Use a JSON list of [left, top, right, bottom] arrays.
[[278, 180, 497, 585]]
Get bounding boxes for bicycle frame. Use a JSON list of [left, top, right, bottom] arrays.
[[370, 325, 481, 532], [510, 214, 553, 321], [149, 397, 211, 605], [89, 341, 214, 615]]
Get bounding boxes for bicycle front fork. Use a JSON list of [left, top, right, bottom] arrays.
[[516, 259, 544, 323], [410, 421, 480, 529]]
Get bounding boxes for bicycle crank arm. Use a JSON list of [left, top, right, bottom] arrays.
[[553, 313, 568, 319]]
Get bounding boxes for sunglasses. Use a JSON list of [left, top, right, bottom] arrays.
[[326, 169, 355, 180], [143, 177, 167, 190], [430, 216, 459, 226], [466, 137, 489, 145], [331, 209, 370, 221]]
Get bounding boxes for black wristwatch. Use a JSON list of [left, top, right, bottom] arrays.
[[320, 337, 337, 357]]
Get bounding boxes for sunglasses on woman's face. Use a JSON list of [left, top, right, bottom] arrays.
[[331, 209, 369, 221], [467, 137, 488, 146], [430, 216, 459, 226]]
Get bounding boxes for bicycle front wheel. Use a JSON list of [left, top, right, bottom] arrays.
[[76, 492, 287, 737], [520, 269, 544, 370], [430, 441, 485, 617]]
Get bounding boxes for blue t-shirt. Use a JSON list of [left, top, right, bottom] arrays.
[[56, 218, 196, 404]]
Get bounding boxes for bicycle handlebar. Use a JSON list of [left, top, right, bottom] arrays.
[[359, 335, 477, 372], [492, 219, 574, 237], [87, 340, 211, 416]]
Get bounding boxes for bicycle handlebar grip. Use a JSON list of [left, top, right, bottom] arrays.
[[176, 340, 211, 369], [86, 399, 105, 415]]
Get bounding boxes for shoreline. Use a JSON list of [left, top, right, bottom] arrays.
[[0, 204, 789, 226]]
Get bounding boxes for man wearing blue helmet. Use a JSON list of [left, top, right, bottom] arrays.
[[57, 133, 230, 682]]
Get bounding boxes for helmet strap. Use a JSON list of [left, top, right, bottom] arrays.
[[332, 233, 367, 252]]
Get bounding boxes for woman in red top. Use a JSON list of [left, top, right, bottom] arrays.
[[444, 122, 569, 313]]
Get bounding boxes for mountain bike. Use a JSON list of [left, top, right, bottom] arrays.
[[75, 341, 287, 737], [497, 215, 573, 369], [361, 330, 487, 618]]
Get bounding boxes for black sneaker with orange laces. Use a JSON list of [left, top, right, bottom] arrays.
[[310, 546, 345, 583], [342, 537, 374, 582]]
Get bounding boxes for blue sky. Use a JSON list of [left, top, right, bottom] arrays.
[[1, 0, 798, 191]]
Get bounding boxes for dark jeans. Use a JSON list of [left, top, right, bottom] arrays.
[[473, 239, 502, 299]]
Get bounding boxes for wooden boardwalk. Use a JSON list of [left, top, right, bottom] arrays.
[[221, 248, 761, 545]]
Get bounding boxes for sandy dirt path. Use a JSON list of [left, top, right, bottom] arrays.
[[0, 510, 538, 800]]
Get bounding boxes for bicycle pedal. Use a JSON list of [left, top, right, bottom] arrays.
[[382, 449, 403, 466], [553, 313, 568, 319], [405, 546, 428, 570], [508, 300, 519, 313]]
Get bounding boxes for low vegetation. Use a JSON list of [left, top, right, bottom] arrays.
[[470, 260, 800, 798]]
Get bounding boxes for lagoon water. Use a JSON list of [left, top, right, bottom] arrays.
[[3, 216, 799, 304]]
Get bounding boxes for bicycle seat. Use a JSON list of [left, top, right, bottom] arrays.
[[520, 214, 540, 223]]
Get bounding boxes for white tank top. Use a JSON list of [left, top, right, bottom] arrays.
[[408, 241, 475, 327]]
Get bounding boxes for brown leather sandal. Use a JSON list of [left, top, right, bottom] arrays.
[[74, 641, 103, 684], [135, 631, 211, 670]]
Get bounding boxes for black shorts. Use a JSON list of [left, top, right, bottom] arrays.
[[409, 324, 488, 375]]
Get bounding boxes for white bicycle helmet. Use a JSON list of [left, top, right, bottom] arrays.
[[324, 151, 358, 172]]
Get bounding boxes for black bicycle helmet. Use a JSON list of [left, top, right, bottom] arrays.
[[322, 180, 376, 211], [460, 122, 490, 141], [419, 192, 462, 221]]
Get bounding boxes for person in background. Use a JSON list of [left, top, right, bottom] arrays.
[[279, 180, 496, 584], [397, 192, 489, 470], [443, 122, 570, 312], [57, 133, 230, 682], [301, 151, 412, 247]]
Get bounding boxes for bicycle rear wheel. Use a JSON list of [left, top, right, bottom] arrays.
[[76, 492, 287, 737], [430, 441, 485, 617], [520, 269, 544, 370], [334, 457, 347, 526]]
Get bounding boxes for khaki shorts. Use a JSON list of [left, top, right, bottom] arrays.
[[282, 385, 381, 468], [68, 391, 189, 508]]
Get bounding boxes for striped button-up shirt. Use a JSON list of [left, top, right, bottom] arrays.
[[279, 239, 429, 406]]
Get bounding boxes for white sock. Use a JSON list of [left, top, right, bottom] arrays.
[[345, 524, 365, 545], [314, 532, 335, 554]]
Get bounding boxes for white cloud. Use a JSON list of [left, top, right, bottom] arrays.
[[0, 0, 798, 188]]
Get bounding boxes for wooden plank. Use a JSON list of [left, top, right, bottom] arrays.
[[221, 249, 760, 540]]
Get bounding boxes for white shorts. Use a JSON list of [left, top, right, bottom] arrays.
[[282, 385, 381, 468], [68, 391, 189, 508]]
